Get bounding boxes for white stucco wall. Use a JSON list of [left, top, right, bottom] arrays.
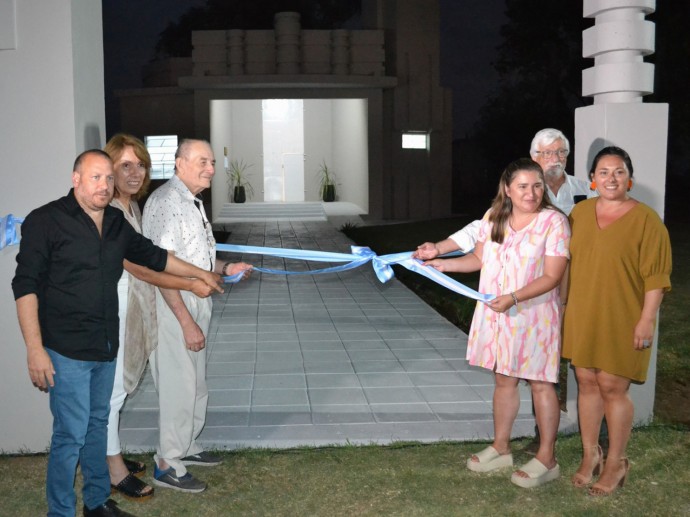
[[0, 0, 105, 452], [210, 97, 369, 220]]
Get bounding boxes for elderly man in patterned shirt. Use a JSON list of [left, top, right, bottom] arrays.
[[143, 139, 252, 493]]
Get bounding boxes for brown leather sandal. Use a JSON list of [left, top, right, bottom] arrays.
[[111, 472, 154, 501]]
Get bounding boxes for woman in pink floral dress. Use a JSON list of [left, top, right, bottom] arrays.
[[425, 158, 570, 488]]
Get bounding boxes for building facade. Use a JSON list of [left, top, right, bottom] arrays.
[[116, 0, 453, 221]]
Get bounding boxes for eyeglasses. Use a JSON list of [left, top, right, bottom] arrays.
[[535, 149, 569, 159]]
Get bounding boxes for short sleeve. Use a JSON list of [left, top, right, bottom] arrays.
[[639, 210, 672, 293], [476, 210, 492, 244], [544, 211, 570, 259], [448, 219, 481, 251]]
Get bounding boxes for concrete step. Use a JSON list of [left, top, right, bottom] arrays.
[[216, 202, 327, 223]]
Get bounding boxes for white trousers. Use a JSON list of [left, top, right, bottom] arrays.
[[107, 275, 129, 456], [151, 291, 212, 476]]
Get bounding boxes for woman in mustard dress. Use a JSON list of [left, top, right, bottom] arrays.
[[562, 146, 671, 496], [425, 158, 570, 488]]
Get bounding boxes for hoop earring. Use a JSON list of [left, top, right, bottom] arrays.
[[628, 179, 633, 191], [590, 181, 597, 190]]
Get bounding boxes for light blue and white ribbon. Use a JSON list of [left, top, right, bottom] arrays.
[[217, 243, 493, 303], [0, 214, 23, 250], [2, 214, 491, 302]]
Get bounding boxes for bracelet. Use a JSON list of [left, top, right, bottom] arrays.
[[221, 261, 232, 276], [510, 292, 519, 306]]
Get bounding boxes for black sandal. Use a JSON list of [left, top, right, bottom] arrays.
[[123, 457, 146, 477], [111, 472, 154, 501]]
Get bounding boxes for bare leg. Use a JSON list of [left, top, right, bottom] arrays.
[[592, 370, 632, 492], [491, 373, 520, 455], [573, 367, 605, 482], [514, 380, 559, 478]]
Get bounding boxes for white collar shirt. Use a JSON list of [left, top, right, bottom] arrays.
[[547, 173, 593, 215], [142, 174, 216, 271]]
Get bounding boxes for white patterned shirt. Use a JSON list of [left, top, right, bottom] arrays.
[[142, 174, 216, 271]]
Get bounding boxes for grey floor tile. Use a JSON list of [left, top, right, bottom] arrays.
[[210, 350, 256, 363], [301, 350, 351, 362], [208, 390, 251, 408], [352, 360, 406, 374], [299, 340, 345, 351], [309, 387, 367, 405], [206, 375, 254, 390], [304, 361, 355, 374], [116, 220, 578, 452], [119, 409, 158, 429], [357, 373, 414, 388], [407, 372, 468, 386], [364, 387, 424, 404], [253, 374, 307, 389], [211, 341, 257, 352], [347, 349, 397, 361], [418, 385, 483, 403], [371, 403, 437, 423], [205, 410, 251, 427], [312, 405, 375, 424], [400, 359, 455, 372], [254, 362, 305, 375], [306, 373, 361, 388], [256, 351, 303, 364], [342, 340, 388, 350], [249, 406, 313, 426], [253, 388, 309, 406], [392, 349, 444, 361]]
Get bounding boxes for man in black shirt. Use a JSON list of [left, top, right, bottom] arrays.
[[12, 150, 223, 517]]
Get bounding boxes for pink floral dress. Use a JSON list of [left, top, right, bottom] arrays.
[[466, 208, 570, 382]]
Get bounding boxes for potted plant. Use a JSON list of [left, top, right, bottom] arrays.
[[318, 160, 336, 202], [226, 159, 254, 203]]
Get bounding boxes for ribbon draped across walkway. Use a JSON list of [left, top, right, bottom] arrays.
[[0, 214, 23, 250], [1, 213, 491, 302], [217, 243, 493, 303]]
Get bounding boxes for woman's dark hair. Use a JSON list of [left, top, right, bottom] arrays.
[[588, 146, 634, 179], [488, 158, 556, 244]]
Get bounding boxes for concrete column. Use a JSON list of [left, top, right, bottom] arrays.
[[331, 29, 350, 75], [275, 12, 301, 74], [227, 29, 245, 75], [570, 0, 668, 426]]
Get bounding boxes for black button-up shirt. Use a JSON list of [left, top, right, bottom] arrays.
[[12, 189, 168, 361]]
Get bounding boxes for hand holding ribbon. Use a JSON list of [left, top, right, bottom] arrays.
[[216, 243, 493, 303]]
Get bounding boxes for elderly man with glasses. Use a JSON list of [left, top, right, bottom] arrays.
[[414, 128, 591, 259]]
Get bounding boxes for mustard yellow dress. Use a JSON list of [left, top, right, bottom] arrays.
[[562, 198, 672, 382]]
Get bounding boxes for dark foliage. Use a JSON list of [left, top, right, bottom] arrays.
[[471, 1, 590, 183]]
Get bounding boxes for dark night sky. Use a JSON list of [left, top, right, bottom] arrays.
[[102, 0, 507, 139]]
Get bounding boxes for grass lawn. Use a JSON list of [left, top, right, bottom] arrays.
[[2, 215, 688, 515], [2, 429, 689, 516]]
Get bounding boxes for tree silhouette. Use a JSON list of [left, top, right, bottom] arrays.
[[155, 0, 361, 58], [472, 0, 590, 182]]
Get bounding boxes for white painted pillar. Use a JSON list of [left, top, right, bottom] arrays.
[[571, 0, 669, 425]]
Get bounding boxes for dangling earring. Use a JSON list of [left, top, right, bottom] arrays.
[[628, 179, 633, 191], [590, 180, 597, 190]]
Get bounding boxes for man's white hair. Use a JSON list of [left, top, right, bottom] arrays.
[[530, 128, 570, 157]]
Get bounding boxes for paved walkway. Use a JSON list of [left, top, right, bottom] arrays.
[[120, 219, 575, 452]]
